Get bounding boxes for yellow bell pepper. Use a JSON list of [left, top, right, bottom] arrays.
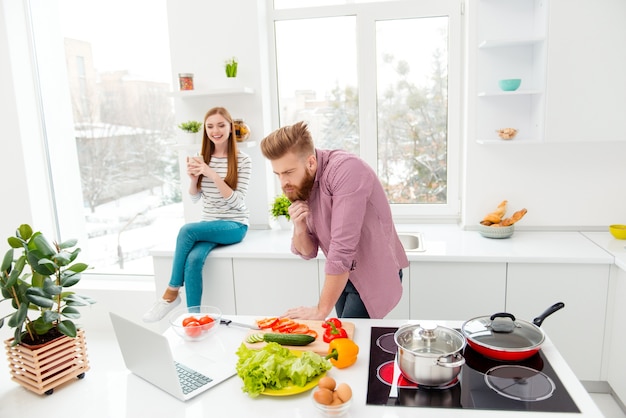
[[325, 338, 359, 369]]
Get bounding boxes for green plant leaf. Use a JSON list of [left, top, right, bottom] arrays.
[[7, 237, 23, 249], [67, 262, 88, 273], [61, 306, 81, 319], [58, 238, 78, 249], [61, 271, 81, 287], [16, 224, 33, 241], [57, 320, 77, 338], [64, 293, 93, 306], [42, 309, 60, 323], [43, 277, 62, 296], [25, 288, 54, 308], [53, 251, 71, 267], [27, 250, 56, 276], [7, 303, 28, 328], [1, 248, 14, 272], [32, 317, 54, 335], [29, 232, 56, 257]]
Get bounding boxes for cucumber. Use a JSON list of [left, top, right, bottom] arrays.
[[246, 333, 315, 346]]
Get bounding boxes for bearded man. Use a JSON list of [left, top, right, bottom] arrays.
[[260, 121, 408, 319]]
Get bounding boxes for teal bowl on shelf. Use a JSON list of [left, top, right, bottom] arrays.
[[499, 78, 521, 91]]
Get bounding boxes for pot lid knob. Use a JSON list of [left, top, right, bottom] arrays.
[[418, 321, 438, 340]]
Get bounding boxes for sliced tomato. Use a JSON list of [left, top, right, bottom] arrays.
[[274, 321, 299, 333], [290, 323, 310, 334], [256, 317, 279, 329], [271, 318, 296, 332]]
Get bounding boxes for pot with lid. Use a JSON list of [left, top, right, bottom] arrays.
[[394, 322, 466, 387]]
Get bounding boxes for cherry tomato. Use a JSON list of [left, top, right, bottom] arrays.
[[256, 317, 279, 329], [182, 316, 198, 327], [184, 320, 202, 337], [198, 315, 215, 330]]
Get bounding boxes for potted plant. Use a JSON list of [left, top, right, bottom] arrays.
[[177, 120, 203, 144], [225, 57, 238, 78], [270, 194, 291, 229], [1, 224, 95, 394]]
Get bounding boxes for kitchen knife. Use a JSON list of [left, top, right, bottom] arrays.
[[220, 318, 260, 330]]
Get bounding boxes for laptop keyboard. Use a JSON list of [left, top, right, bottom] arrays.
[[175, 362, 213, 395]]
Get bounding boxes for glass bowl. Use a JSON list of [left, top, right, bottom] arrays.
[[168, 305, 222, 342], [311, 389, 352, 417]]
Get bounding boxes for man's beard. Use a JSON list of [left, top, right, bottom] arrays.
[[284, 169, 315, 202]]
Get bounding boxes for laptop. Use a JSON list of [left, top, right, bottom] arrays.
[[109, 312, 237, 401]]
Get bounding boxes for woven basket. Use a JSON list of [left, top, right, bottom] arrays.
[[478, 224, 514, 239]]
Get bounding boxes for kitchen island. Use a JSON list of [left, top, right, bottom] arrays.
[[0, 316, 601, 417]]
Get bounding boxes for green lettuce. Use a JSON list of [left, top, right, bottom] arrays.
[[235, 342, 332, 397]]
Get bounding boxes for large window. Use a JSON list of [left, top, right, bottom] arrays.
[[29, 0, 182, 275], [269, 0, 461, 219]]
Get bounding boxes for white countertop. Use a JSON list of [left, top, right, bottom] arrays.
[[152, 225, 615, 265], [0, 317, 601, 417], [582, 231, 626, 270]]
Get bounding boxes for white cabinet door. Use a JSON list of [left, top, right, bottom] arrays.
[[607, 266, 626, 404], [506, 263, 610, 381], [152, 255, 236, 314], [233, 258, 319, 315], [409, 262, 506, 320]]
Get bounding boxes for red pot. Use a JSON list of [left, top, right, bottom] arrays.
[[461, 302, 564, 362]]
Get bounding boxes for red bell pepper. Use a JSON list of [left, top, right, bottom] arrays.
[[323, 321, 348, 343]]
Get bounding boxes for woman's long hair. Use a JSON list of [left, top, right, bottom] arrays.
[[197, 107, 239, 190]]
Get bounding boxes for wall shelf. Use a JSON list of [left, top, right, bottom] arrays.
[[169, 87, 255, 98], [479, 38, 545, 49], [478, 90, 542, 97]]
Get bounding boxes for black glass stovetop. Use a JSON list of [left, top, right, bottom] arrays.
[[366, 326, 580, 412]]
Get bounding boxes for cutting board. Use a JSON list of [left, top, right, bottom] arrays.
[[244, 320, 355, 355]]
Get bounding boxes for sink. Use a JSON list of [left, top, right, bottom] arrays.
[[398, 233, 425, 252]]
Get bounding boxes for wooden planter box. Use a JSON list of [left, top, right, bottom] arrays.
[[4, 329, 90, 395]]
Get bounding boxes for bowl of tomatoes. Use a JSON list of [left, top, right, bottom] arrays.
[[169, 305, 222, 342]]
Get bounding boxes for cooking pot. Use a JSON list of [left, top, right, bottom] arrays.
[[461, 302, 564, 362], [394, 323, 466, 387]]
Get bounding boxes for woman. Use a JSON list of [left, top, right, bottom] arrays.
[[143, 107, 251, 322]]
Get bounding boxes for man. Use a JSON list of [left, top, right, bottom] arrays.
[[260, 121, 409, 319]]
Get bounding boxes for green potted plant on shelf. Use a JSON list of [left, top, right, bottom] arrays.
[[0, 224, 95, 394], [177, 120, 203, 144], [270, 194, 291, 229], [225, 57, 238, 78], [177, 120, 203, 133]]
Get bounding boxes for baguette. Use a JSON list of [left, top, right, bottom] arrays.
[[501, 208, 527, 226]]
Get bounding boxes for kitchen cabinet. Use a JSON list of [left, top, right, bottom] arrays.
[[607, 265, 626, 404], [470, 0, 549, 144], [409, 261, 506, 320], [506, 263, 610, 381], [232, 258, 319, 315], [152, 255, 237, 314]]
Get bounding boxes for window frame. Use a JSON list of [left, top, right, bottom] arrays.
[[266, 0, 463, 222]]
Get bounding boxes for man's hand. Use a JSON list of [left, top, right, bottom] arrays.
[[282, 305, 328, 320], [288, 200, 310, 234]]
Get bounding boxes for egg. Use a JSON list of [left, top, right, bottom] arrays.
[[335, 383, 353, 403], [313, 388, 334, 405], [318, 376, 336, 391]]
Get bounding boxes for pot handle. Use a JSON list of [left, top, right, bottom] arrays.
[[436, 353, 465, 368], [532, 302, 565, 327]]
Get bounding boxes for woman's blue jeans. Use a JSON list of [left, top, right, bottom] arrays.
[[168, 220, 248, 307]]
